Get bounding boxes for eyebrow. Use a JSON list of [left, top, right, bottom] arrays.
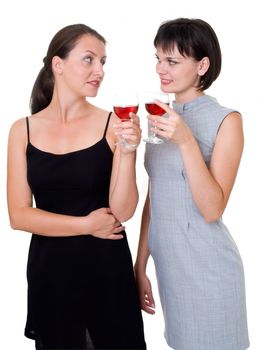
[[167, 56, 182, 60], [156, 53, 181, 60], [84, 50, 97, 55], [84, 50, 107, 59]]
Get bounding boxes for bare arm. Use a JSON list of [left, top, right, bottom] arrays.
[[134, 187, 155, 314], [7, 118, 123, 239], [179, 113, 243, 222], [109, 113, 141, 222], [150, 101, 244, 222], [135, 188, 151, 274]]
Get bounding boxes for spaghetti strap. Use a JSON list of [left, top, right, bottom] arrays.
[[103, 112, 112, 138], [26, 116, 30, 143]]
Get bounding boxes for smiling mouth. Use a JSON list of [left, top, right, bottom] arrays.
[[88, 80, 101, 87], [161, 79, 172, 84]]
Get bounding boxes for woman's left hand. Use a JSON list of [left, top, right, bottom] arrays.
[[113, 113, 142, 152], [148, 100, 193, 146]]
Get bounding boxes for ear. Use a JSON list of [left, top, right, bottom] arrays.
[[198, 57, 210, 76], [52, 56, 63, 75]]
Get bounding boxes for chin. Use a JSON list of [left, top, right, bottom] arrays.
[[86, 91, 98, 98], [160, 85, 171, 93]]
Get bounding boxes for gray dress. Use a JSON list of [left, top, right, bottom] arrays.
[[145, 95, 249, 350]]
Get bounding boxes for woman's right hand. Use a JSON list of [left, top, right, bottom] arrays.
[[113, 113, 142, 152], [135, 271, 155, 314], [87, 207, 125, 240]]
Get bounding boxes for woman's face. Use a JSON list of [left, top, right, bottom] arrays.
[[56, 34, 106, 98], [155, 45, 204, 101]]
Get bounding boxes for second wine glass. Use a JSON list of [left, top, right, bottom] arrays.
[[143, 92, 169, 144]]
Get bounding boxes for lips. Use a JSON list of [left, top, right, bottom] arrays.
[[88, 80, 101, 87], [160, 79, 172, 85]]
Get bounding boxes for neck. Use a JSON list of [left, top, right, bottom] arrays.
[[175, 90, 205, 104], [48, 90, 92, 123]]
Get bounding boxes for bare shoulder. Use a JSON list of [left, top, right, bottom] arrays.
[[93, 108, 117, 151], [221, 111, 243, 126], [95, 106, 119, 122], [90, 104, 114, 122], [7, 116, 31, 154], [218, 111, 243, 136], [215, 111, 244, 153], [93, 108, 119, 129], [9, 117, 28, 138]]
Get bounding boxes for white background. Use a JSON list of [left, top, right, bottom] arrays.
[[0, 0, 258, 349]]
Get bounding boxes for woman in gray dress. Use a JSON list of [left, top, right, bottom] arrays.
[[135, 18, 249, 350]]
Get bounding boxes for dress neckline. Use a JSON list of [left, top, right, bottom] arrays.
[[172, 94, 216, 113], [27, 138, 112, 156]]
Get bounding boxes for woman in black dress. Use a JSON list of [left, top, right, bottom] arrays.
[[7, 24, 146, 350]]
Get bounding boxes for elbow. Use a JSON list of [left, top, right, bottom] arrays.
[[110, 193, 139, 223], [114, 208, 136, 223], [203, 215, 220, 224], [111, 202, 138, 223], [9, 215, 19, 230], [202, 209, 223, 223], [8, 210, 23, 230], [199, 195, 226, 223]]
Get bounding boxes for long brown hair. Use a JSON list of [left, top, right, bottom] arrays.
[[30, 24, 106, 114]]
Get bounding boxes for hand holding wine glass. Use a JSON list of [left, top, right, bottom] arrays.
[[143, 91, 170, 144], [113, 93, 140, 149]]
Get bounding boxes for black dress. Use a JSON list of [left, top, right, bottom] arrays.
[[25, 114, 146, 350]]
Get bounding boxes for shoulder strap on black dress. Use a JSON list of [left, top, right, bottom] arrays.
[[26, 116, 30, 143], [103, 112, 112, 138]]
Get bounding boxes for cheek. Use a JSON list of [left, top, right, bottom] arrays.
[[65, 65, 83, 79], [183, 66, 199, 80]]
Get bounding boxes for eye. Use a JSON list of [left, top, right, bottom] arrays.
[[155, 54, 161, 63], [83, 55, 93, 63], [101, 58, 106, 66], [167, 59, 178, 65]]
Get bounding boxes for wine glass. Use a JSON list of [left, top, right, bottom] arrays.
[[143, 91, 170, 144], [113, 93, 139, 148]]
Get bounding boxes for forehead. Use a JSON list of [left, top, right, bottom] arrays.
[[72, 34, 106, 56], [156, 44, 182, 57]]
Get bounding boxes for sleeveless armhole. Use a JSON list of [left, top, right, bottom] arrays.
[[103, 112, 112, 138], [216, 109, 241, 136], [26, 116, 30, 144]]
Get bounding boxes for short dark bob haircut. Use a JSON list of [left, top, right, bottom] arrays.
[[154, 18, 221, 91]]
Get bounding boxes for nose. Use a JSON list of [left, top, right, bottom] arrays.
[[94, 61, 104, 76], [156, 61, 167, 75]]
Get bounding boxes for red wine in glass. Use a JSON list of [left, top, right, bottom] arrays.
[[113, 102, 139, 147], [143, 92, 170, 144], [113, 105, 139, 120], [145, 103, 168, 116]]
